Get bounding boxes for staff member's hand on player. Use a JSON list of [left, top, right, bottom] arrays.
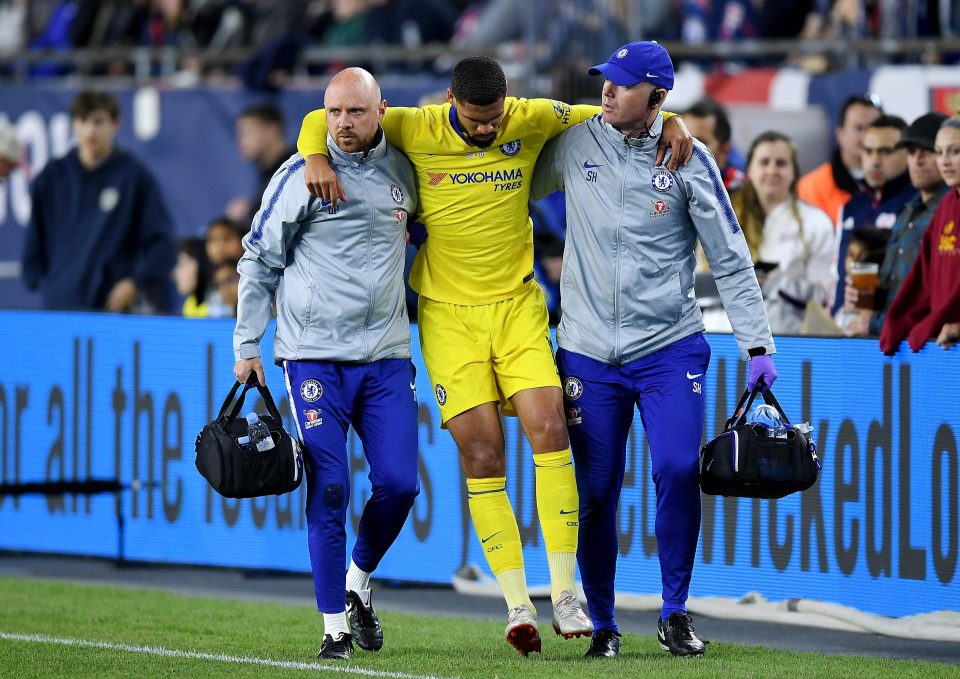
[[305, 154, 347, 208]]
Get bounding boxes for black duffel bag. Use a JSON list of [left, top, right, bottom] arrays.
[[700, 387, 821, 499], [195, 375, 302, 498]]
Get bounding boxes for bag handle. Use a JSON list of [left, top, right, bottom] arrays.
[[726, 387, 792, 431], [217, 373, 284, 425]]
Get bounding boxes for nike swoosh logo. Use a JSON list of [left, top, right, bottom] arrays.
[[409, 382, 416, 390], [582, 161, 603, 169], [559, 509, 578, 515], [481, 531, 501, 544], [646, 73, 658, 78], [686, 372, 703, 380]]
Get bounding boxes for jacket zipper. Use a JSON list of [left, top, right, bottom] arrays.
[[360, 160, 376, 361], [613, 144, 630, 361]]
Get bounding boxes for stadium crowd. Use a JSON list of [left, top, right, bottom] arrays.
[[5, 1, 958, 85]]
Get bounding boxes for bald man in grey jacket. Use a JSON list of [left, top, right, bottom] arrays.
[[233, 68, 420, 661]]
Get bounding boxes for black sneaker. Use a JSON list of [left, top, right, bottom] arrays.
[[584, 628, 621, 658], [657, 612, 705, 657], [317, 632, 354, 660], [346, 589, 383, 651]]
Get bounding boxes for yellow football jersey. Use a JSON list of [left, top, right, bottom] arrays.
[[297, 98, 673, 305]]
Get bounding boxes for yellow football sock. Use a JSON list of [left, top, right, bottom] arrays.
[[495, 568, 534, 612], [466, 476, 526, 585], [534, 449, 579, 599], [546, 552, 577, 602]]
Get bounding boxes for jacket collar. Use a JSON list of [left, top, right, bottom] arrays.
[[326, 126, 387, 165], [830, 148, 862, 196], [597, 112, 664, 150], [872, 170, 913, 203]]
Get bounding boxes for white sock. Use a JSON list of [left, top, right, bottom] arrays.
[[345, 559, 372, 594], [323, 612, 349, 638]]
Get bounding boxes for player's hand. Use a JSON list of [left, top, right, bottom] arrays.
[[105, 278, 138, 312], [937, 322, 960, 350], [842, 276, 860, 311], [657, 115, 693, 171], [844, 310, 872, 337], [305, 154, 347, 207], [234, 357, 265, 386]]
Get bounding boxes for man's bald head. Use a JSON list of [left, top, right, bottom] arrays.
[[325, 68, 386, 153]]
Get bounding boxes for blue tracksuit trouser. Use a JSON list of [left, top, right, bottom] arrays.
[[284, 358, 419, 613], [556, 332, 710, 632]]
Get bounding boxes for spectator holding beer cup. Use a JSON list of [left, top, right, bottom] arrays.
[[837, 227, 886, 332], [845, 112, 949, 337]]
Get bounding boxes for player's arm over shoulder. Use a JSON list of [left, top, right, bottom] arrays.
[[518, 96, 680, 141], [297, 105, 428, 158]]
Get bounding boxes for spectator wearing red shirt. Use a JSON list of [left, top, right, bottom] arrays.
[[880, 118, 960, 353]]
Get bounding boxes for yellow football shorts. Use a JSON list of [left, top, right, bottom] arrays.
[[417, 282, 561, 424]]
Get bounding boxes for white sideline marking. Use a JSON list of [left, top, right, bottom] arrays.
[[0, 632, 455, 679]]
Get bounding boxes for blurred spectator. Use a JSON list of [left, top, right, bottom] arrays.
[[204, 215, 245, 316], [204, 214, 246, 266], [21, 89, 177, 313], [366, 0, 458, 47], [880, 117, 960, 353], [0, 117, 25, 179], [684, 98, 743, 193], [845, 112, 949, 336], [228, 102, 295, 224], [210, 257, 241, 318], [798, 94, 882, 224], [0, 0, 26, 57], [832, 115, 916, 312], [682, 0, 816, 44], [173, 237, 211, 317], [730, 131, 835, 334]]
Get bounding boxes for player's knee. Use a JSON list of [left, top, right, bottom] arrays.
[[528, 412, 570, 451], [459, 445, 505, 478]]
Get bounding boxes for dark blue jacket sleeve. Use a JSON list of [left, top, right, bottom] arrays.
[[21, 168, 49, 290], [130, 165, 177, 287]]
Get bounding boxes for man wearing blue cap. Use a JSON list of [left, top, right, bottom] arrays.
[[532, 41, 779, 659]]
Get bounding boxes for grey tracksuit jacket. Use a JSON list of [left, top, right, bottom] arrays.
[[532, 114, 775, 363], [234, 131, 418, 364]]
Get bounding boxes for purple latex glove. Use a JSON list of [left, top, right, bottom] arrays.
[[747, 355, 778, 392]]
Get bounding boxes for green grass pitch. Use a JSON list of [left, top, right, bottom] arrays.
[[0, 577, 956, 678]]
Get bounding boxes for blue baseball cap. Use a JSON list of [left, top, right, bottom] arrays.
[[588, 41, 675, 90]]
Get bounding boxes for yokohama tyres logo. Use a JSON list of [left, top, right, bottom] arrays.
[[427, 172, 448, 186]]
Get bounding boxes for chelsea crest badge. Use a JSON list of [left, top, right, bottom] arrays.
[[500, 140, 521, 156], [651, 169, 674, 192]]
